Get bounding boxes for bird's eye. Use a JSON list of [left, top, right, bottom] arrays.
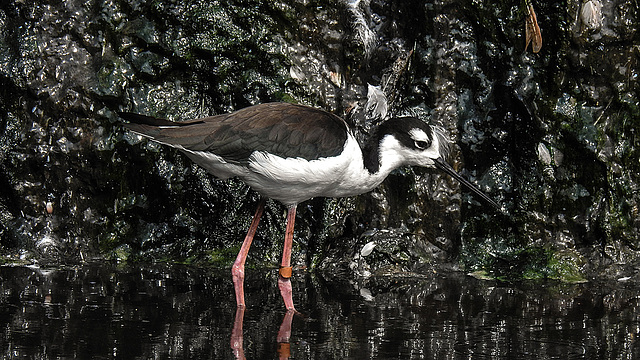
[[414, 140, 429, 149]]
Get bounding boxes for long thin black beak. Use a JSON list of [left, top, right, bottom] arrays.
[[434, 158, 501, 211]]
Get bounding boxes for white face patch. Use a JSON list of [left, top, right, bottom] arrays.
[[379, 127, 444, 169], [409, 128, 430, 143]]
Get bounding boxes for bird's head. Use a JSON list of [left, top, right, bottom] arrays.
[[374, 117, 501, 210]]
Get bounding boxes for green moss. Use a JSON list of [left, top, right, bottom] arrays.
[[0, 255, 32, 266], [547, 250, 587, 283], [174, 256, 198, 266], [462, 238, 587, 283], [467, 270, 495, 280], [205, 246, 242, 267], [99, 220, 133, 253], [111, 244, 132, 263]]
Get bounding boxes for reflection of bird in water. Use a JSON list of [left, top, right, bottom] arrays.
[[120, 102, 500, 310]]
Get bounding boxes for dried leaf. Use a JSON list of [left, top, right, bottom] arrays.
[[525, 4, 542, 53]]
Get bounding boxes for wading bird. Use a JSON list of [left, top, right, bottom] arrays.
[[119, 102, 499, 311]]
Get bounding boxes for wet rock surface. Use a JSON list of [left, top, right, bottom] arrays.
[[0, 0, 639, 283]]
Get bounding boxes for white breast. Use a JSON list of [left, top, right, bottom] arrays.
[[243, 135, 384, 205]]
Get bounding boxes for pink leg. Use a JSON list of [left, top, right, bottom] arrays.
[[232, 199, 266, 307], [278, 205, 297, 311]]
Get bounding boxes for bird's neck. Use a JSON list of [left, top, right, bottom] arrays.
[[321, 134, 401, 199], [362, 130, 384, 174], [362, 133, 407, 175], [352, 134, 408, 189]]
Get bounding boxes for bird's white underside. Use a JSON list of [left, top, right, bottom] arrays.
[[183, 135, 382, 205], [135, 129, 441, 206]]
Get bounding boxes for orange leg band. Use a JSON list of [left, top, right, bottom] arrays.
[[279, 266, 293, 278]]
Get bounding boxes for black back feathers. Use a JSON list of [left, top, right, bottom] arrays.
[[120, 103, 350, 164]]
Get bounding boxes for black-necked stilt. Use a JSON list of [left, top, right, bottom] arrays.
[[119, 102, 499, 310]]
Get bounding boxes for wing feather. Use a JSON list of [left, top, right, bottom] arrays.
[[120, 102, 349, 164]]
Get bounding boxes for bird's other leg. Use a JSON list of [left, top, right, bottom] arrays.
[[232, 199, 266, 307], [278, 205, 297, 311]]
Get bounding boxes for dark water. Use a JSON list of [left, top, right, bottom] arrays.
[[1, 263, 638, 359]]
